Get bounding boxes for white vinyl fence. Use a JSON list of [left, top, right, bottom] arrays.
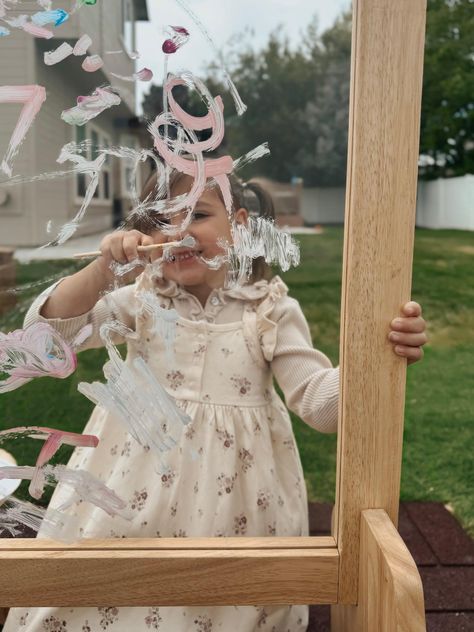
[[301, 175, 473, 230], [416, 175, 474, 230]]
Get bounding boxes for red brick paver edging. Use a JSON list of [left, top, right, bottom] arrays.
[[307, 502, 474, 632]]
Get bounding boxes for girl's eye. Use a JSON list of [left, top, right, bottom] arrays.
[[192, 211, 208, 220]]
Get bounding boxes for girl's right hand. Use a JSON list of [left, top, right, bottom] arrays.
[[92, 230, 157, 283]]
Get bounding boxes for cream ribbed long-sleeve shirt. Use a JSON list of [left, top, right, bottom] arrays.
[[24, 272, 340, 433]]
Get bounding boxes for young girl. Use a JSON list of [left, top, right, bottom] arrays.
[[4, 172, 427, 632]]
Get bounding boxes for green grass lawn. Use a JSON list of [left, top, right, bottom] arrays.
[[0, 228, 473, 534]]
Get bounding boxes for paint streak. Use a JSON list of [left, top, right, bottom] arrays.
[[0, 497, 80, 542], [22, 21, 53, 38], [174, 0, 247, 115], [31, 9, 68, 26], [109, 257, 147, 278], [110, 67, 153, 82], [148, 72, 233, 235], [0, 0, 17, 19], [105, 49, 140, 59], [0, 426, 98, 499], [0, 321, 87, 393], [104, 144, 168, 231], [2, 13, 26, 27], [0, 0, 8, 18], [0, 465, 130, 518], [73, 33, 92, 55], [81, 54, 104, 72], [0, 26, 9, 36], [162, 25, 190, 54], [226, 217, 300, 286], [0, 85, 46, 177], [3, 140, 109, 246], [233, 143, 271, 172], [44, 41, 73, 65], [78, 321, 191, 469], [61, 86, 120, 125], [43, 141, 106, 245]]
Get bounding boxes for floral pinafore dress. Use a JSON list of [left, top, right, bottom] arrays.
[[4, 276, 310, 631]]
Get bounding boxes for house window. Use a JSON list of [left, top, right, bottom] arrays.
[[122, 0, 135, 53], [75, 125, 87, 198], [120, 134, 141, 199], [74, 124, 112, 203]]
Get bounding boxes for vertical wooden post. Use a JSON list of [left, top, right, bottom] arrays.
[[333, 0, 427, 605], [332, 510, 426, 631]]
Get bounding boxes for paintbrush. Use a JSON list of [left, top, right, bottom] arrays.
[[72, 235, 196, 259]]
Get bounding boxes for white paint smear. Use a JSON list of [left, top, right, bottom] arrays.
[[61, 86, 121, 126], [44, 41, 73, 65], [73, 33, 92, 55], [0, 497, 80, 542], [78, 321, 191, 470], [0, 465, 130, 519]]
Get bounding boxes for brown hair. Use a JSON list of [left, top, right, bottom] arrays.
[[130, 168, 276, 282]]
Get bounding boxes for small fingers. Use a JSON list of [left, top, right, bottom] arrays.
[[109, 237, 127, 264], [402, 301, 422, 317], [388, 331, 428, 347], [393, 344, 424, 364], [122, 231, 143, 262], [391, 315, 426, 334]]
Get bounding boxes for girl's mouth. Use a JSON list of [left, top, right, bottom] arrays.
[[166, 250, 201, 264]]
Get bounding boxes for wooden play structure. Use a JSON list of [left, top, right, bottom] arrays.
[[0, 0, 428, 629]]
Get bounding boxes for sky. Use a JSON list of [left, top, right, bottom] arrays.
[[135, 0, 351, 114]]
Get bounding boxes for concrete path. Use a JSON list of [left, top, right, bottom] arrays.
[[14, 231, 110, 263]]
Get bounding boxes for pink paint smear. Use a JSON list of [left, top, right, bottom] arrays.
[[148, 72, 233, 233], [0, 322, 90, 392], [0, 85, 46, 177], [0, 426, 99, 499], [82, 54, 104, 72], [162, 25, 189, 54]]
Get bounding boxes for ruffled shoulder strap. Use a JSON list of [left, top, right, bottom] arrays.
[[253, 276, 288, 362]]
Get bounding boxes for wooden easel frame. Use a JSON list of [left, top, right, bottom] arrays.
[[0, 0, 428, 629]]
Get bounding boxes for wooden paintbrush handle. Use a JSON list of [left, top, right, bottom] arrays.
[[72, 241, 180, 259]]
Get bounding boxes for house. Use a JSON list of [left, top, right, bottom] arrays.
[[251, 177, 304, 228], [0, 0, 149, 247]]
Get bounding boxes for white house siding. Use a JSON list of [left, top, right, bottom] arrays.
[[56, 0, 136, 113], [32, 45, 137, 245], [0, 1, 144, 246], [0, 26, 38, 246]]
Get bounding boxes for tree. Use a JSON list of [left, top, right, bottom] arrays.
[[295, 13, 351, 186], [420, 0, 474, 178], [210, 16, 352, 186], [141, 17, 350, 186]]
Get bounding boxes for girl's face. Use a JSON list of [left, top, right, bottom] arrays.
[[150, 176, 247, 304]]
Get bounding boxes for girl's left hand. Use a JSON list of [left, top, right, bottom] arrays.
[[388, 301, 428, 365]]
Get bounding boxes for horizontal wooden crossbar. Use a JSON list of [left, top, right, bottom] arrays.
[[0, 537, 339, 607], [0, 535, 336, 550]]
